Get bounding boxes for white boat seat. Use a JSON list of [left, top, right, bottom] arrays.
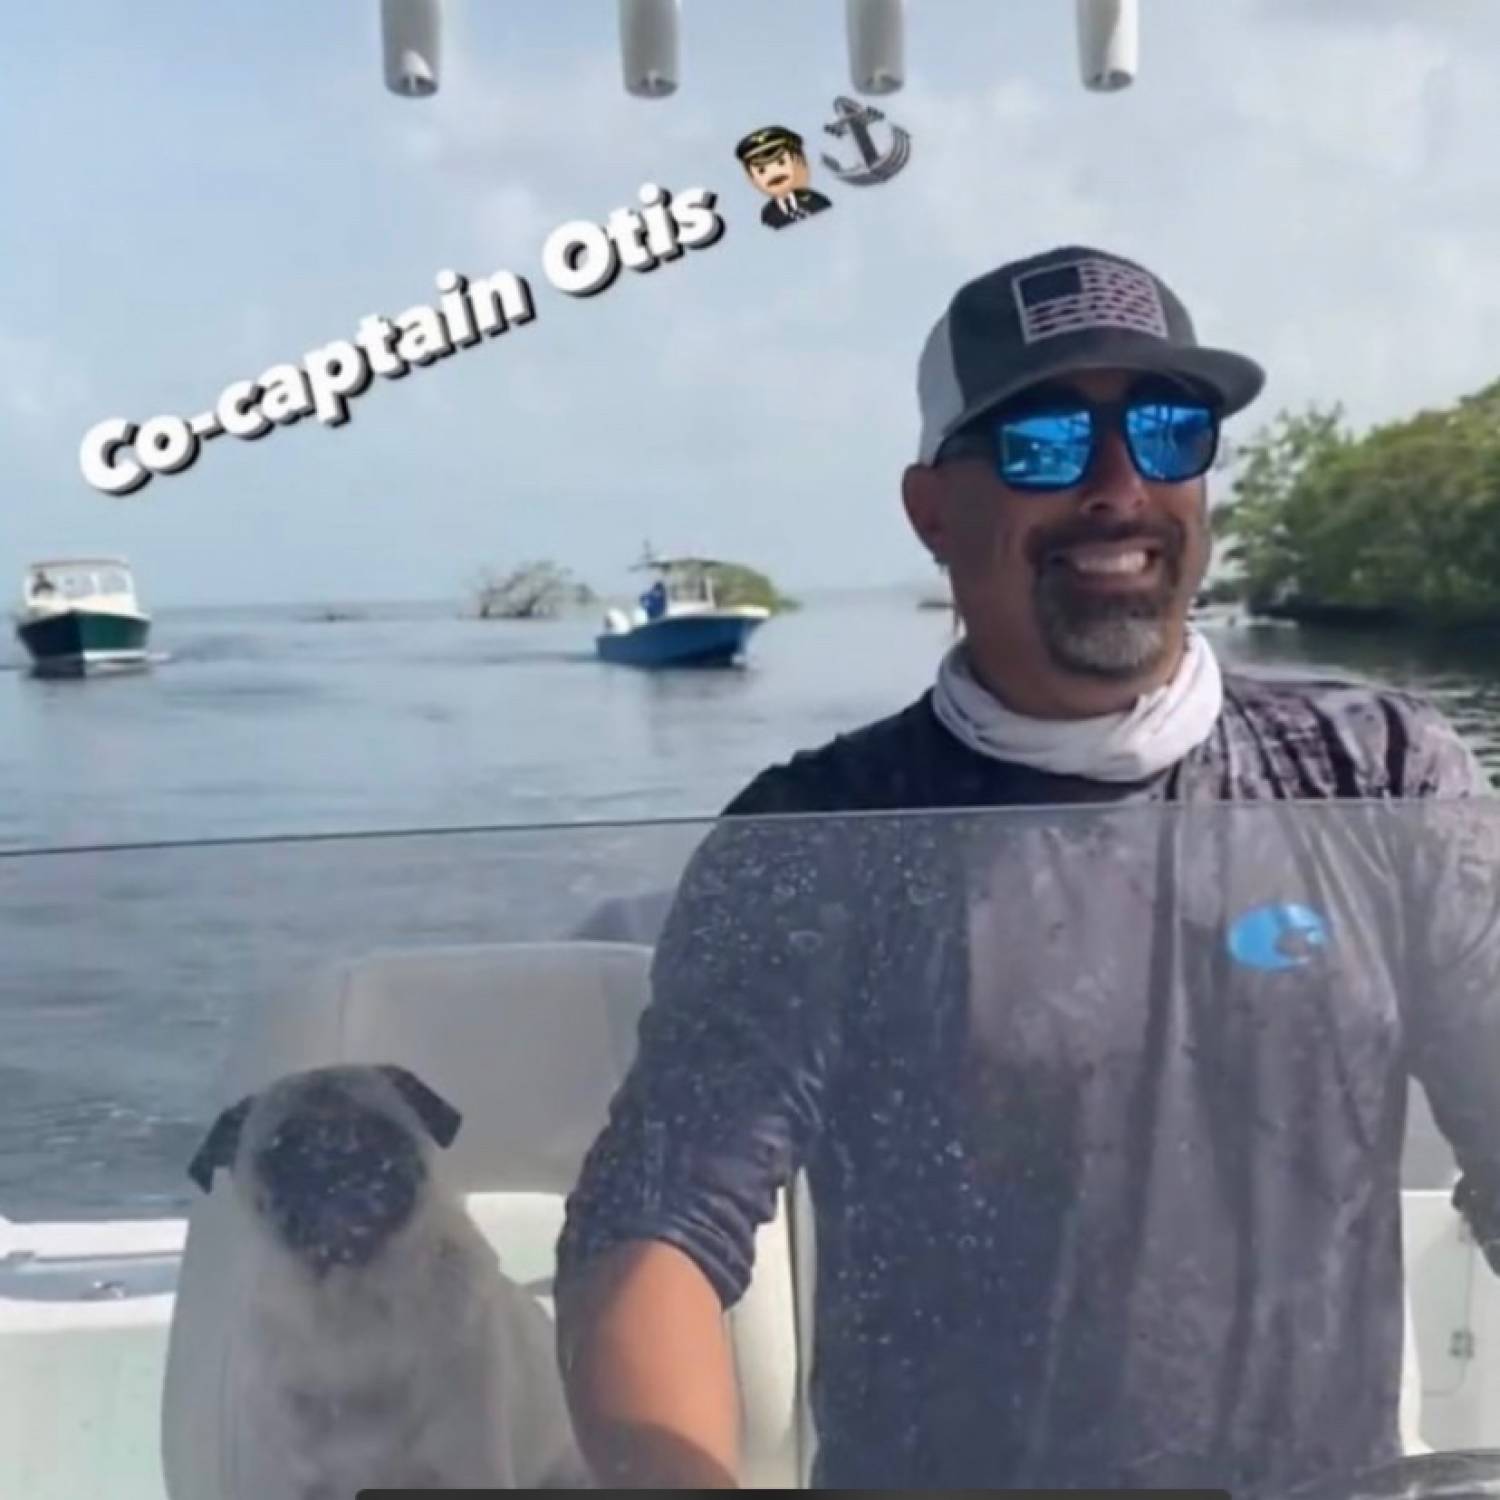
[[160, 941, 803, 1494], [570, 888, 676, 946], [1402, 1275, 1430, 1455]]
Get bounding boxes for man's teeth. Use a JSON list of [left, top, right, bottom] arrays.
[[1065, 549, 1151, 576]]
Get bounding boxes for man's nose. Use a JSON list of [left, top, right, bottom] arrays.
[[1077, 426, 1148, 518]]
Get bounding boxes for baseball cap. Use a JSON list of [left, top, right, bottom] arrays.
[[916, 245, 1265, 464]]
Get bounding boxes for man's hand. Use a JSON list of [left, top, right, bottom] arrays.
[[556, 1239, 741, 1489]]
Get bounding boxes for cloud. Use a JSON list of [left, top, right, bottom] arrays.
[[407, 0, 1500, 543], [0, 332, 92, 429], [379, 43, 723, 256], [870, 77, 1112, 273], [1251, 0, 1491, 31], [827, 3, 1500, 439], [1225, 22, 1452, 178], [469, 183, 556, 267]]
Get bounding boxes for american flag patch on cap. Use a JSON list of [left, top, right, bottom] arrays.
[[1012, 257, 1170, 344]]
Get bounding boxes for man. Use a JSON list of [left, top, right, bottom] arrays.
[[640, 578, 668, 621], [554, 246, 1500, 1492], [735, 126, 833, 230]]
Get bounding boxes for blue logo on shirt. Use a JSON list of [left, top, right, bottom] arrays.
[[1226, 903, 1329, 971]]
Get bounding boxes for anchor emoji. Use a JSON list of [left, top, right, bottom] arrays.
[[820, 95, 911, 187]]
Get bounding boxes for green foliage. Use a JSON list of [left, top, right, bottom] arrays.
[[705, 562, 800, 613], [1213, 379, 1500, 626]]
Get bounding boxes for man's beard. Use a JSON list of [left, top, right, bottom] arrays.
[[1030, 518, 1188, 680]]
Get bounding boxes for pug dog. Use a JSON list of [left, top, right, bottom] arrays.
[[188, 1063, 592, 1496]]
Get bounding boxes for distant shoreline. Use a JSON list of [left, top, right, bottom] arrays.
[[139, 583, 942, 615], [132, 593, 1500, 640], [1247, 600, 1500, 637]]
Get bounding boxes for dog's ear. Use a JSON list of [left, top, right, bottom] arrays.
[[187, 1095, 254, 1193], [377, 1065, 462, 1148]]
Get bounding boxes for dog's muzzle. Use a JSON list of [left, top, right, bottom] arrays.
[[255, 1107, 426, 1271]]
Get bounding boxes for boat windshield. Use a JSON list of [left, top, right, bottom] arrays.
[[26, 565, 132, 604], [1, 799, 1497, 1497], [635, 561, 715, 606], [665, 567, 713, 604]]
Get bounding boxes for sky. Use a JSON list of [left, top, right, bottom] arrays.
[[4, 0, 1499, 607]]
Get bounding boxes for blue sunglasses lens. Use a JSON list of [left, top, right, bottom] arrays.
[[1126, 400, 1219, 482], [994, 400, 1218, 489], [997, 411, 1094, 488]]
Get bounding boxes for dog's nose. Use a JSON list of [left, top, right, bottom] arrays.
[[256, 1111, 425, 1266], [266, 1169, 421, 1268], [275, 1198, 392, 1268]]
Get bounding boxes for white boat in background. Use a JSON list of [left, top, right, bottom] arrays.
[[14, 558, 152, 678]]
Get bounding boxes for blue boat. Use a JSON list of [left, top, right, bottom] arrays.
[[596, 555, 770, 668]]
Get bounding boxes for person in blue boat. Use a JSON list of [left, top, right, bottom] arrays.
[[554, 245, 1500, 1493], [640, 578, 668, 622]]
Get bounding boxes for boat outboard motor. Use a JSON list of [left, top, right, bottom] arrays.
[[1077, 0, 1138, 92], [845, 0, 905, 95], [381, 0, 440, 98], [619, 0, 680, 98]]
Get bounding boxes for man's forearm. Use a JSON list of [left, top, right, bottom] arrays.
[[556, 1239, 741, 1488]]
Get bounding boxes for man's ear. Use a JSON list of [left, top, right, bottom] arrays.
[[902, 463, 949, 567]]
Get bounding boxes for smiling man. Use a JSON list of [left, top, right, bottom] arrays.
[[900, 246, 1260, 747], [555, 247, 1500, 1493]]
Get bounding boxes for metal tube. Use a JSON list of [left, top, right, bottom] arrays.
[[619, 0, 680, 98], [1077, 0, 1138, 92], [381, 0, 441, 98], [846, 0, 905, 95]]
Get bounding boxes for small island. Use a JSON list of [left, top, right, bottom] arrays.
[[468, 556, 797, 621], [695, 560, 799, 615], [1214, 376, 1500, 632], [469, 562, 596, 620]]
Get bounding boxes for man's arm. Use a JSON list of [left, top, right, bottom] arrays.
[[556, 1240, 739, 1488], [1400, 707, 1500, 1269], [554, 806, 854, 1485]]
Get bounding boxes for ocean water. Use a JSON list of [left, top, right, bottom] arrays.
[[0, 593, 962, 851], [1, 593, 1495, 1218]]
